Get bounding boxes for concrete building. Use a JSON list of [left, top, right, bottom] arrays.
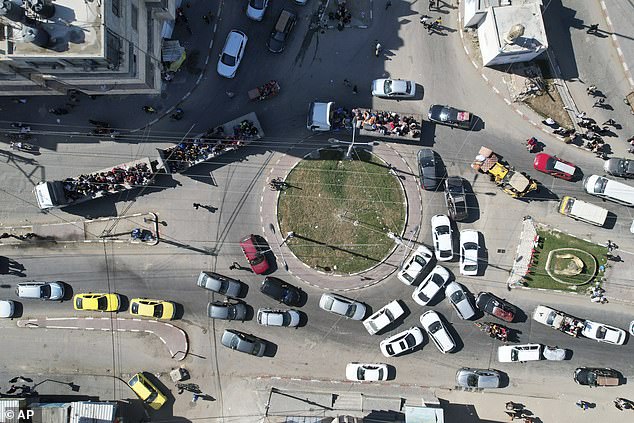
[[463, 0, 548, 67], [0, 0, 178, 96]]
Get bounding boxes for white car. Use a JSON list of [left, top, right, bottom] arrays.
[[371, 79, 416, 98], [256, 308, 300, 327], [582, 320, 626, 345], [411, 265, 450, 306], [246, 0, 269, 21], [397, 245, 433, 285], [420, 311, 456, 354], [497, 344, 542, 363], [345, 363, 389, 381], [431, 214, 453, 261], [217, 30, 248, 78], [319, 293, 366, 320], [380, 327, 424, 357], [459, 230, 480, 276], [444, 282, 475, 319], [362, 300, 405, 335], [0, 300, 15, 318]]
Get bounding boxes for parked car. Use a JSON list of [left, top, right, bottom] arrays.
[[574, 367, 620, 387], [16, 281, 64, 300], [260, 277, 302, 306], [0, 300, 15, 318], [127, 372, 167, 410], [476, 292, 517, 322], [582, 320, 626, 345], [455, 368, 502, 388], [444, 282, 475, 320], [497, 344, 542, 362], [604, 157, 634, 178], [362, 300, 405, 335], [412, 265, 450, 306], [319, 293, 366, 320], [197, 271, 243, 298], [459, 229, 480, 276], [428, 105, 474, 129], [533, 153, 577, 181], [246, 0, 269, 21], [217, 30, 248, 78], [268, 9, 297, 53], [444, 176, 468, 221], [397, 244, 434, 285], [379, 327, 424, 357], [371, 79, 416, 98], [431, 214, 454, 261], [220, 329, 266, 356], [73, 293, 120, 312], [345, 363, 389, 381], [239, 234, 270, 274], [129, 298, 176, 320], [257, 308, 300, 327], [417, 148, 439, 190], [207, 300, 247, 320], [420, 311, 456, 354]]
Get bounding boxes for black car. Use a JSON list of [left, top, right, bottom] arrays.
[[603, 158, 634, 178], [428, 104, 474, 129], [260, 277, 302, 306], [475, 292, 517, 323], [444, 176, 468, 221], [574, 367, 620, 387], [417, 148, 439, 190], [268, 9, 297, 53]]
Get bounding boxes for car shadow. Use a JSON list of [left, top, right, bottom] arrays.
[[173, 303, 185, 320], [444, 317, 464, 353], [60, 282, 74, 302], [236, 282, 249, 299], [296, 290, 309, 308], [243, 302, 255, 322], [421, 121, 437, 147], [385, 364, 397, 381], [478, 232, 488, 276], [498, 370, 510, 388], [461, 178, 480, 223], [603, 211, 617, 229], [263, 341, 278, 358], [10, 301, 23, 319], [470, 115, 485, 131], [296, 310, 308, 328], [512, 305, 528, 324], [117, 295, 130, 314], [571, 168, 584, 183], [414, 84, 425, 101]]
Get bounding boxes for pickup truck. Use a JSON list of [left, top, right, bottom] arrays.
[[532, 305, 585, 337]]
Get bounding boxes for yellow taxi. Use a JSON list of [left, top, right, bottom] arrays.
[[127, 372, 167, 410], [73, 293, 120, 312], [129, 298, 176, 320]]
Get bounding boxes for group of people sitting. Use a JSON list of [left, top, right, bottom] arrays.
[[256, 81, 279, 100], [165, 120, 260, 173], [351, 109, 421, 138], [329, 2, 352, 30], [63, 162, 153, 199]]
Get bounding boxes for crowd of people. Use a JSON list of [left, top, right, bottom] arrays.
[[329, 1, 352, 30], [254, 80, 279, 101], [351, 109, 421, 138], [164, 120, 260, 173], [63, 162, 153, 200]]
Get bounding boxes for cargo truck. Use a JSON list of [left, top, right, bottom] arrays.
[[471, 146, 538, 198]]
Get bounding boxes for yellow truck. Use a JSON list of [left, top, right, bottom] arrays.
[[472, 146, 538, 198]]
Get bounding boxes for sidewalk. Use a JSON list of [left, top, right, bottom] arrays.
[[259, 142, 422, 291], [0, 0, 219, 134]]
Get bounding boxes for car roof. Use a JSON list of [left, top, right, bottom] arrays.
[[226, 30, 246, 53]]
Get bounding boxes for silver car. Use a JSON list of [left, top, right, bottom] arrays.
[[604, 158, 634, 178], [456, 368, 501, 388], [257, 308, 300, 327], [444, 282, 475, 320], [319, 293, 366, 320], [197, 272, 242, 298], [220, 329, 266, 356], [417, 148, 438, 190], [371, 79, 416, 98], [16, 281, 64, 300], [207, 301, 247, 321]]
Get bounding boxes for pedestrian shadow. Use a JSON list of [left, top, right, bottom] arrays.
[[0, 256, 26, 277]]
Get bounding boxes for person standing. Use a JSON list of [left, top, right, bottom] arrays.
[[587, 24, 599, 34], [385, 0, 392, 10]]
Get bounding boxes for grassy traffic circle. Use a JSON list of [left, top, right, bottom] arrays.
[[277, 148, 406, 274]]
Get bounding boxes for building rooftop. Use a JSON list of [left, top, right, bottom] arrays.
[[1, 0, 103, 57], [482, 2, 547, 54]]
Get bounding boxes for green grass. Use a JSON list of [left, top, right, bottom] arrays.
[[524, 229, 608, 291], [277, 149, 406, 274]]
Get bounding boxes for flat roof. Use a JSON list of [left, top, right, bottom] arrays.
[[487, 3, 547, 53], [2, 0, 103, 57]]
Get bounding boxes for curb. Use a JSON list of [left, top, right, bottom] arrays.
[[600, 1, 634, 90]]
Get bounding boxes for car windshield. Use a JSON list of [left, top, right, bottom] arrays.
[[431, 273, 445, 286], [403, 333, 415, 347], [586, 371, 597, 385], [593, 177, 608, 193], [428, 321, 442, 334], [544, 157, 556, 171], [357, 367, 366, 379], [345, 304, 357, 318], [414, 255, 428, 266], [436, 225, 450, 235], [146, 391, 158, 403], [384, 80, 395, 94], [464, 242, 478, 251], [248, 254, 264, 265], [511, 350, 518, 361], [97, 297, 107, 310], [420, 156, 434, 168], [450, 290, 464, 303], [227, 306, 237, 319], [324, 297, 334, 310], [221, 53, 236, 67], [400, 272, 414, 283], [250, 0, 265, 9], [466, 374, 478, 387], [153, 304, 164, 318], [41, 285, 51, 297], [596, 326, 607, 339]]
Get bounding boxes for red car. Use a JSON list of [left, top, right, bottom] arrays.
[[239, 234, 270, 274], [533, 153, 577, 181]]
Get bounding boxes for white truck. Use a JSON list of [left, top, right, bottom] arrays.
[[307, 101, 422, 140], [34, 157, 156, 210], [532, 305, 584, 337], [362, 300, 405, 335], [558, 196, 608, 227]]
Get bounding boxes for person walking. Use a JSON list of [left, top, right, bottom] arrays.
[[603, 118, 616, 126], [229, 261, 240, 270], [193, 202, 201, 210], [203, 14, 210, 24], [586, 85, 597, 95], [593, 98, 605, 108], [576, 400, 590, 411], [343, 79, 351, 87], [374, 40, 382, 57], [352, 85, 358, 94], [587, 24, 599, 34]]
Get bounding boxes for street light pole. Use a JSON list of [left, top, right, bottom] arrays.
[[268, 223, 289, 271], [344, 117, 357, 160]]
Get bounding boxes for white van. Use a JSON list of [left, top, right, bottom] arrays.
[[583, 175, 634, 206], [558, 196, 608, 227], [307, 101, 334, 131], [498, 344, 542, 362]]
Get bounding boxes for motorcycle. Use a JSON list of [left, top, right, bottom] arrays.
[[475, 321, 509, 342], [526, 137, 538, 153], [10, 141, 40, 154]]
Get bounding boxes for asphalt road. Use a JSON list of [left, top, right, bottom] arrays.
[[0, 0, 633, 419]]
